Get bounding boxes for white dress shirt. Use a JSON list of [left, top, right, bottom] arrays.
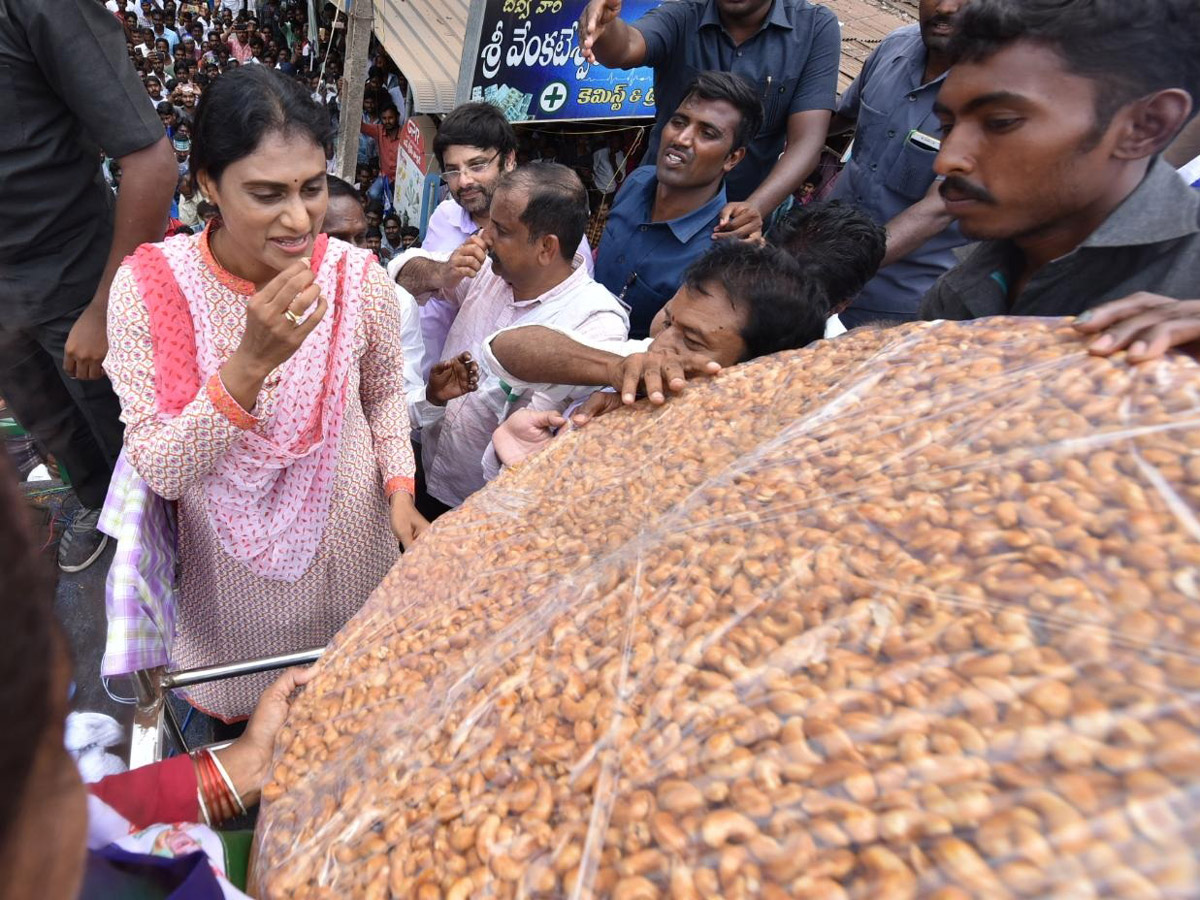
[[412, 197, 596, 381], [391, 250, 628, 506]]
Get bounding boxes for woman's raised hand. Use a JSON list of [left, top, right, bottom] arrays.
[[235, 260, 328, 376]]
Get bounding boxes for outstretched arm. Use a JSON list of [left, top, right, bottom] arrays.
[[578, 0, 647, 68]]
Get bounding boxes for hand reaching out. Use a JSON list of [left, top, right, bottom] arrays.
[[712, 202, 764, 241], [492, 409, 566, 467], [428, 351, 480, 406], [605, 346, 723, 405], [1075, 293, 1200, 362], [569, 390, 623, 426], [578, 0, 623, 64]]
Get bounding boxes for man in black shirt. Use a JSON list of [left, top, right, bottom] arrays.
[[0, 0, 177, 571]]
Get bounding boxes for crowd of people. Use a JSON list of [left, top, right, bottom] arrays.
[[1, 0, 1200, 894]]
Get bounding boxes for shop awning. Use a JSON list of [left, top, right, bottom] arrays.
[[332, 0, 471, 115]]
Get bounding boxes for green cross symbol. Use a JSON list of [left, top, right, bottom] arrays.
[[539, 81, 568, 114]]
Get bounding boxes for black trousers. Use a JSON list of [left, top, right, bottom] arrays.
[[0, 307, 124, 509]]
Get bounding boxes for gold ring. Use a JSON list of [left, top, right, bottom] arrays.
[[283, 309, 302, 327]]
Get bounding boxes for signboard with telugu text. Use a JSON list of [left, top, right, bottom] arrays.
[[393, 118, 429, 227], [468, 0, 657, 122]]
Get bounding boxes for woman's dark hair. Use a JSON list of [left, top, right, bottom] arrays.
[[680, 71, 764, 151], [433, 101, 519, 171], [769, 201, 887, 310], [498, 163, 588, 263], [949, 0, 1200, 133], [683, 241, 827, 362], [191, 65, 332, 182], [0, 465, 55, 851]]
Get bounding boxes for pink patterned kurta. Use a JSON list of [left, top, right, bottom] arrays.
[[106, 233, 414, 720]]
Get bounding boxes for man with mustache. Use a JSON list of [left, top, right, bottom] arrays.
[[392, 164, 628, 512], [394, 102, 594, 378], [918, 0, 1200, 361], [593, 71, 763, 339], [828, 0, 968, 328], [578, 0, 840, 240]]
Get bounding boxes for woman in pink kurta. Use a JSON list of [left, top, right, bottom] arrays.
[[104, 66, 426, 720]]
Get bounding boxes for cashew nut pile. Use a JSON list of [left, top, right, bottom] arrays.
[[254, 319, 1200, 899]]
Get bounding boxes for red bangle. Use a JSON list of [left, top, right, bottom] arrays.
[[195, 749, 234, 823], [208, 752, 235, 822]]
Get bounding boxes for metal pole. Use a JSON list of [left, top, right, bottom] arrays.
[[336, 0, 374, 181], [161, 647, 325, 690]]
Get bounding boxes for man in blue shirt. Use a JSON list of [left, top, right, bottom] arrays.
[[580, 0, 839, 240], [595, 71, 762, 338], [828, 0, 966, 328]]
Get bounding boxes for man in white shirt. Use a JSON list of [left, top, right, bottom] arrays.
[[389, 164, 628, 510], [480, 241, 826, 474], [591, 133, 628, 198], [481, 204, 889, 471], [402, 102, 594, 380]]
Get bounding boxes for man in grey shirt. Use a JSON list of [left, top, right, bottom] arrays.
[[579, 0, 840, 240], [829, 0, 966, 328], [918, 0, 1200, 348], [0, 0, 176, 571]]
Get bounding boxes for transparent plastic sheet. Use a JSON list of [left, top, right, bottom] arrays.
[[253, 319, 1200, 899]]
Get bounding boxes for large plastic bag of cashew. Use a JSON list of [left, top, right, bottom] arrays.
[[253, 318, 1200, 899]]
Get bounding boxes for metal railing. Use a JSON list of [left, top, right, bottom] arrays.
[[129, 648, 324, 768]]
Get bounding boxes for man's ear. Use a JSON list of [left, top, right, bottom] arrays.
[[1113, 89, 1193, 160], [723, 146, 747, 173], [537, 234, 562, 266], [502, 150, 518, 173]]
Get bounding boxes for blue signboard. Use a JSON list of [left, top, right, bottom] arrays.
[[469, 0, 658, 122]]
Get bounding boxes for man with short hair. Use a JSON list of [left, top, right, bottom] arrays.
[[155, 99, 177, 135], [396, 102, 594, 377], [150, 8, 179, 50], [225, 18, 252, 62], [482, 201, 886, 443], [768, 200, 888, 336], [134, 25, 156, 56], [0, 0, 177, 571], [593, 70, 762, 338], [828, 0, 968, 327], [484, 241, 829, 471], [360, 105, 402, 203], [390, 163, 629, 509], [381, 213, 404, 257], [917, 0, 1200, 339], [579, 0, 840, 237]]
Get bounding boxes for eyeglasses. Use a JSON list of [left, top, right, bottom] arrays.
[[440, 151, 501, 185]]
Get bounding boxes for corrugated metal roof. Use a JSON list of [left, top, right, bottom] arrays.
[[333, 0, 471, 114], [339, 0, 913, 114], [819, 0, 912, 92]]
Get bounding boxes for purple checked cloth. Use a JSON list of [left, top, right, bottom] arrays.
[[98, 452, 179, 677]]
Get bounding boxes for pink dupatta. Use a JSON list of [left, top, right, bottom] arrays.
[[126, 231, 374, 582]]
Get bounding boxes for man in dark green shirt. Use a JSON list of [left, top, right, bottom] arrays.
[[916, 0, 1200, 364]]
